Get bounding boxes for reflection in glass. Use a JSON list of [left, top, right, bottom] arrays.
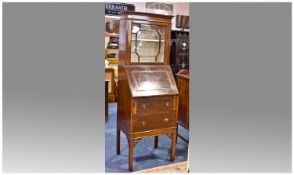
[[131, 24, 165, 63]]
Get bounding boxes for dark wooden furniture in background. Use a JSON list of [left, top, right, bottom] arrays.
[[117, 11, 179, 171], [176, 69, 189, 143], [170, 31, 189, 77], [105, 68, 116, 102], [105, 80, 109, 122]]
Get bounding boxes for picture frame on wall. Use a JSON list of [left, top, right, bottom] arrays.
[[176, 15, 189, 29], [105, 17, 120, 34]]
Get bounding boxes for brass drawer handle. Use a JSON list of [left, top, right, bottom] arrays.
[[142, 104, 146, 109], [165, 101, 170, 107], [163, 118, 169, 122], [141, 121, 146, 126]]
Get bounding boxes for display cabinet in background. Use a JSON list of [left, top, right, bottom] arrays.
[[117, 11, 179, 171], [105, 33, 119, 64], [170, 30, 189, 76], [105, 33, 119, 81]]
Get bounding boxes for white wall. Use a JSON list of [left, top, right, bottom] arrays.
[[131, 2, 145, 12], [172, 2, 189, 31]]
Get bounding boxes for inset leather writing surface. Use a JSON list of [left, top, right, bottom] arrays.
[[133, 71, 171, 90], [125, 65, 178, 97]]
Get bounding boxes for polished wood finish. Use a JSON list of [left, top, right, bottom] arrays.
[[176, 69, 189, 143], [117, 11, 178, 171], [105, 68, 116, 102]]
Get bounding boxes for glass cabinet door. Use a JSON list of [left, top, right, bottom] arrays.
[[131, 23, 166, 63]]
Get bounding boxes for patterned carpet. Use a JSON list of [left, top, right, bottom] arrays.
[[105, 103, 189, 173]]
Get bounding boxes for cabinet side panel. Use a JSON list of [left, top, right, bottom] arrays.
[[164, 23, 171, 64], [117, 67, 131, 133]]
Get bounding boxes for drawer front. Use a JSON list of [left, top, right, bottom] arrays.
[[133, 96, 176, 115], [132, 113, 176, 133]]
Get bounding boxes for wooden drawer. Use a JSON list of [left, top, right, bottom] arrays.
[[133, 96, 175, 115], [132, 113, 176, 133]]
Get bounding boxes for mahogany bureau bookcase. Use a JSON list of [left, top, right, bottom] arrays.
[[116, 11, 179, 171]]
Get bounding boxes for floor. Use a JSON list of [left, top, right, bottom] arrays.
[[105, 103, 189, 172], [136, 161, 188, 173]]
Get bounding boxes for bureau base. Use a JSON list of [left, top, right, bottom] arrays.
[[116, 126, 177, 171]]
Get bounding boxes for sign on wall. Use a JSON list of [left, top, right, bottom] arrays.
[[105, 3, 135, 16], [176, 15, 189, 29]]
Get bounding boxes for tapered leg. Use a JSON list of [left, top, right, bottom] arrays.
[[170, 133, 177, 161], [128, 139, 134, 171], [154, 136, 158, 148], [116, 127, 120, 155]]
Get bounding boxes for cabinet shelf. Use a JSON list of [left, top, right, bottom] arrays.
[[131, 52, 164, 54], [131, 39, 165, 42]]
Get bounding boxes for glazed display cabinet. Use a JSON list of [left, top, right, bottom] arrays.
[[116, 11, 179, 171]]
